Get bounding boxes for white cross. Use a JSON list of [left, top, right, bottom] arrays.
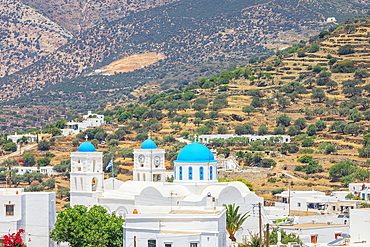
[[194, 134, 197, 141], [85, 135, 88, 141], [148, 132, 151, 139]]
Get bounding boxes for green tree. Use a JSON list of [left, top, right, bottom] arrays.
[[72, 139, 80, 147], [338, 44, 354, 55], [55, 120, 67, 129], [242, 105, 257, 115], [38, 139, 50, 151], [315, 120, 327, 131], [294, 118, 307, 130], [288, 126, 299, 136], [4, 142, 17, 152], [311, 88, 326, 102], [193, 118, 203, 127], [22, 153, 36, 166], [37, 157, 51, 167], [217, 125, 228, 134], [276, 114, 291, 127], [306, 124, 317, 136], [224, 204, 249, 242], [258, 125, 269, 135], [50, 205, 124, 247]]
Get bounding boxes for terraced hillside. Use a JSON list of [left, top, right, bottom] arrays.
[[3, 0, 370, 102], [0, 0, 72, 77], [6, 19, 370, 200]]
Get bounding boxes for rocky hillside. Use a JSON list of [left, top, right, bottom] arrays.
[[0, 0, 72, 77], [3, 0, 370, 102], [20, 0, 179, 35]]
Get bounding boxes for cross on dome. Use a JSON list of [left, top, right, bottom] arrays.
[[85, 135, 88, 141]]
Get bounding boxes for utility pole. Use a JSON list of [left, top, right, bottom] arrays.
[[288, 187, 291, 216], [266, 223, 270, 247], [134, 236, 136, 247], [259, 202, 262, 247]]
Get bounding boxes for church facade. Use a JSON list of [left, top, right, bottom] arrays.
[[70, 138, 264, 245]]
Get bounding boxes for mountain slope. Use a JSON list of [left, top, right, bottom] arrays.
[[1, 0, 369, 102], [0, 0, 72, 77], [20, 0, 179, 35]]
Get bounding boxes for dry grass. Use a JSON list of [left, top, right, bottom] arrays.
[[100, 53, 165, 74]]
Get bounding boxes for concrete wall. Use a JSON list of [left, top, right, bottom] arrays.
[[350, 209, 370, 243]]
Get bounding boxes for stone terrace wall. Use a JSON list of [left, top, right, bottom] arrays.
[[218, 169, 270, 183]]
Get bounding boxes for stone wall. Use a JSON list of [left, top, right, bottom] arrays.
[[218, 169, 269, 183]]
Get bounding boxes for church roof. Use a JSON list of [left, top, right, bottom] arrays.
[[141, 138, 157, 149], [78, 141, 95, 152], [175, 141, 216, 163]]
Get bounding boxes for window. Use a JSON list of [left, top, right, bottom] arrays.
[[190, 243, 198, 247], [310, 235, 317, 244], [77, 167, 81, 171], [179, 166, 183, 180], [210, 166, 213, 180], [174, 167, 176, 180], [333, 206, 336, 211], [298, 202, 301, 207], [200, 167, 204, 180], [189, 167, 193, 180], [6, 205, 14, 216], [148, 239, 156, 247], [165, 244, 172, 247]]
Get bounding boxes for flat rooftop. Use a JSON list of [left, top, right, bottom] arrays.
[[278, 223, 345, 229]]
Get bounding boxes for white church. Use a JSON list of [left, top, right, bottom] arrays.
[[70, 138, 263, 247]]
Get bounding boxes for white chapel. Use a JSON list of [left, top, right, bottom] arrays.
[[70, 138, 263, 246]]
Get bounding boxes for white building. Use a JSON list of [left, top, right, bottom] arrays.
[[0, 188, 56, 247], [124, 205, 226, 247], [62, 111, 105, 136], [274, 190, 339, 213], [70, 138, 264, 244], [327, 17, 337, 23], [198, 134, 290, 144], [350, 208, 370, 243], [348, 183, 370, 199], [11, 166, 60, 176], [7, 133, 38, 144]]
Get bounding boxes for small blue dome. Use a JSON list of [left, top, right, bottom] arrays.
[[78, 141, 95, 152], [141, 138, 157, 149], [175, 141, 216, 163]]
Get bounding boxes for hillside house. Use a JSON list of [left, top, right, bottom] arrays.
[[62, 111, 105, 136], [198, 134, 291, 144]]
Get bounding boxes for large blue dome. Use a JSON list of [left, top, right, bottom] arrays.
[[175, 141, 216, 163], [78, 141, 96, 152], [141, 138, 157, 149]]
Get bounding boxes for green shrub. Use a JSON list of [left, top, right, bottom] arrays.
[[300, 148, 314, 153], [297, 155, 313, 163], [271, 188, 285, 195]]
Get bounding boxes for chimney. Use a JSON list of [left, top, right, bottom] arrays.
[[206, 192, 212, 209]]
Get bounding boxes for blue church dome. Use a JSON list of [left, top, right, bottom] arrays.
[[141, 138, 157, 149], [175, 141, 216, 163], [78, 141, 96, 152]]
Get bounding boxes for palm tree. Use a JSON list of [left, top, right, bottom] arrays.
[[224, 204, 250, 241]]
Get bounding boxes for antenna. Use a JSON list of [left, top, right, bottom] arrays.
[[150, 131, 153, 182]]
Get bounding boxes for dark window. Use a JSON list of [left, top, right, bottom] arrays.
[[190, 243, 198, 247], [148, 239, 156, 247], [165, 244, 172, 247], [6, 205, 14, 216]]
